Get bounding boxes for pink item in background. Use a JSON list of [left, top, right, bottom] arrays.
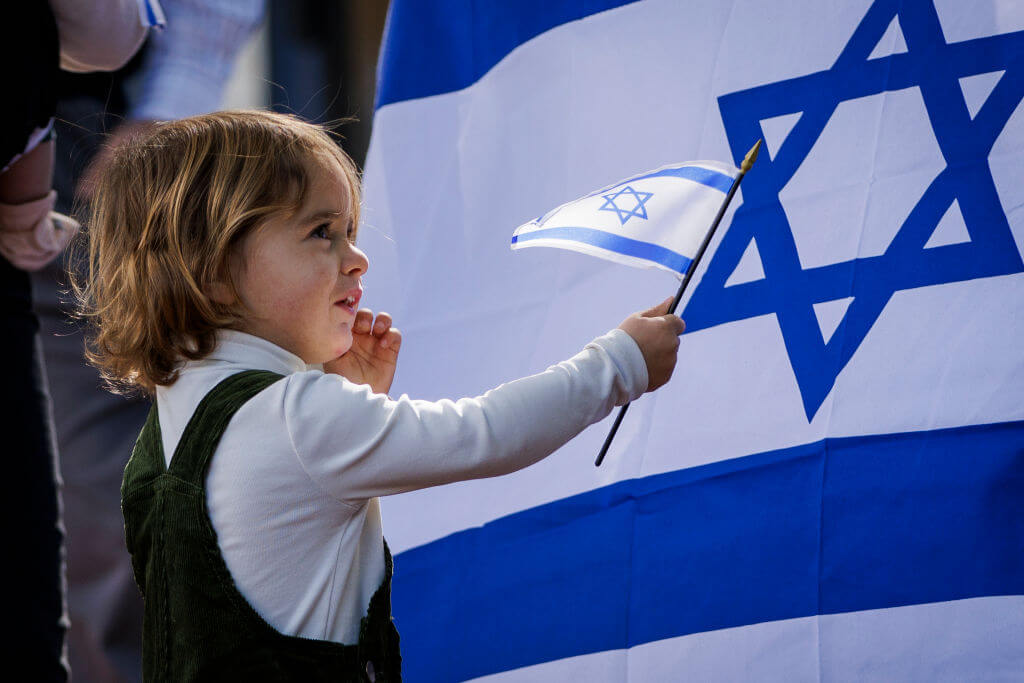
[[0, 190, 80, 271]]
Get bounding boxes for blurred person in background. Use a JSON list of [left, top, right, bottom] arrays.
[[2, 1, 160, 679], [32, 1, 265, 680]]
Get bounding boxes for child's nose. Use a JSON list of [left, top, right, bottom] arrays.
[[342, 242, 369, 277]]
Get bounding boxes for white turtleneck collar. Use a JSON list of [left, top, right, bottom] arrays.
[[154, 329, 322, 465], [202, 328, 313, 375]]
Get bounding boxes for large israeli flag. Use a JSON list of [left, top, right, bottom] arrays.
[[511, 161, 739, 276], [360, 1, 1024, 681]]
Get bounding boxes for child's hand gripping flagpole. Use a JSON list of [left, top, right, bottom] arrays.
[[595, 139, 762, 467]]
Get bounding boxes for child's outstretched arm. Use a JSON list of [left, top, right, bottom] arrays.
[[281, 298, 683, 503]]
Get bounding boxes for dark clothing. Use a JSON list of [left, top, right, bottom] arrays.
[[2, 257, 68, 679], [1, 3, 68, 680], [122, 370, 402, 682], [1, 2, 59, 168]]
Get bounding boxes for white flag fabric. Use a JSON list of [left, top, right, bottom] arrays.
[[360, 1, 1024, 681], [511, 161, 739, 276]]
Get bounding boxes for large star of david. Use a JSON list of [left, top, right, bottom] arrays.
[[599, 185, 654, 225], [683, 0, 1024, 420]]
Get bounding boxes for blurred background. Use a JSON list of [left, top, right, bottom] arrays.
[[230, 0, 388, 168], [35, 3, 390, 680]]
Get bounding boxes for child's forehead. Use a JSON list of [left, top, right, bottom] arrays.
[[250, 154, 353, 235], [303, 157, 354, 206], [308, 152, 350, 182], [247, 159, 352, 234]]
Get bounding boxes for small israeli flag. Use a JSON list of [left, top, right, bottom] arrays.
[[511, 160, 739, 277]]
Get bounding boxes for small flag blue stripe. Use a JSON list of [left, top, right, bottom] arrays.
[[613, 165, 735, 194], [145, 0, 158, 26], [393, 420, 1024, 682], [512, 227, 694, 274]]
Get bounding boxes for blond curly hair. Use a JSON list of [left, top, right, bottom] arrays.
[[70, 110, 361, 396]]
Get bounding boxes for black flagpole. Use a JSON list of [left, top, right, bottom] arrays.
[[595, 139, 762, 467]]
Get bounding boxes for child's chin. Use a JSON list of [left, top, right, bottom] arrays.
[[333, 338, 353, 357]]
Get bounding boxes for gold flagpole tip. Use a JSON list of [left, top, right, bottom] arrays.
[[741, 139, 762, 173]]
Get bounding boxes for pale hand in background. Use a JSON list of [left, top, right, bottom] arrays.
[[324, 309, 402, 395]]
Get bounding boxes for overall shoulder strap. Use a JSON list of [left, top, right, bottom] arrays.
[[122, 401, 166, 499], [167, 369, 285, 484]]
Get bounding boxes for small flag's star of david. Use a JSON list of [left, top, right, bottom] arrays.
[[684, 0, 1024, 421], [599, 185, 653, 225]]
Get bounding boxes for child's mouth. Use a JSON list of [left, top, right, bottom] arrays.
[[335, 293, 359, 314]]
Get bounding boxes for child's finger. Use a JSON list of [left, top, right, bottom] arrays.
[[664, 314, 686, 335], [639, 296, 674, 318], [379, 327, 402, 352], [372, 312, 393, 337], [354, 308, 374, 333]]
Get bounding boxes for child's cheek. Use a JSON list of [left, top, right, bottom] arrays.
[[336, 330, 354, 357]]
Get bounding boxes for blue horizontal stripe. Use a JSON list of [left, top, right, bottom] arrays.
[[512, 227, 694, 274], [615, 165, 736, 194], [377, 0, 643, 108], [392, 420, 1024, 682]]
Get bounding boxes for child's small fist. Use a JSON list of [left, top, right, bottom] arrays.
[[617, 297, 685, 392], [325, 309, 402, 394]]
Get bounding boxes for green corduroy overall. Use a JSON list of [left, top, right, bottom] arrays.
[[122, 370, 402, 682]]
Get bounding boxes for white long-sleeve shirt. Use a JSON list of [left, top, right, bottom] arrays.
[[153, 327, 647, 644]]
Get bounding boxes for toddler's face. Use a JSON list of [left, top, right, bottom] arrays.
[[227, 158, 368, 364]]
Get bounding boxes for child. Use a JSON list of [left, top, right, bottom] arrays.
[[71, 111, 684, 682]]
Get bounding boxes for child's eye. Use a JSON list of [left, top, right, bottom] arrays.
[[310, 223, 332, 240]]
